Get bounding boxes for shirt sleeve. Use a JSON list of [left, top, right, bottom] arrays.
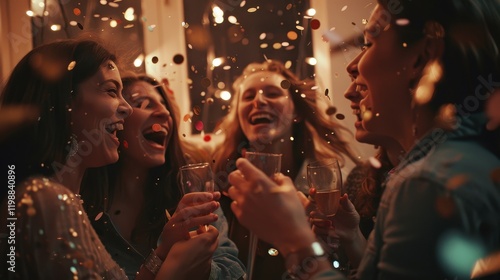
[[376, 177, 458, 279], [209, 207, 246, 280], [13, 178, 126, 279]]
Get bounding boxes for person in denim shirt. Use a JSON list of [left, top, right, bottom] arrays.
[[81, 74, 245, 279], [225, 0, 500, 279]]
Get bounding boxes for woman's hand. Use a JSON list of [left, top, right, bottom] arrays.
[[156, 225, 219, 280], [156, 192, 221, 259], [227, 158, 316, 256], [311, 193, 360, 244]]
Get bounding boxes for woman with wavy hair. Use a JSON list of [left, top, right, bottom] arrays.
[[81, 73, 245, 280], [212, 59, 360, 279]]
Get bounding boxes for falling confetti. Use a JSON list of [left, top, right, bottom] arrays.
[[310, 19, 321, 30], [193, 105, 201, 115], [94, 212, 103, 221], [280, 80, 291, 89], [203, 135, 212, 142], [326, 107, 337, 115], [201, 78, 211, 88], [335, 113, 345, 120], [67, 61, 76, 71], [368, 156, 382, 169], [73, 8, 81, 16], [152, 123, 161, 132], [287, 31, 298, 40], [183, 114, 191, 122], [446, 175, 468, 190], [195, 121, 204, 131], [173, 54, 184, 64], [325, 88, 330, 99], [341, 5, 348, 12], [77, 23, 84, 30], [123, 140, 128, 149], [151, 56, 159, 64]]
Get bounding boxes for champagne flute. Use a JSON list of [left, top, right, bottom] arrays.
[[244, 151, 282, 280], [307, 159, 342, 217], [179, 162, 215, 231], [307, 159, 344, 270]]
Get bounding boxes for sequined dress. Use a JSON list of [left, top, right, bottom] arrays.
[[1, 177, 127, 279]]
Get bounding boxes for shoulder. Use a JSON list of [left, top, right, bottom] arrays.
[[15, 177, 82, 219]]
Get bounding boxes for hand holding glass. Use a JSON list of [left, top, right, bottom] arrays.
[[243, 151, 282, 280], [307, 159, 342, 217]]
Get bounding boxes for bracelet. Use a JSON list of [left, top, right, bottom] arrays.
[[284, 241, 327, 279], [144, 249, 163, 275]]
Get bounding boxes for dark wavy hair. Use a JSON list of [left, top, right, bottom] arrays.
[[378, 0, 500, 155], [0, 39, 116, 183]]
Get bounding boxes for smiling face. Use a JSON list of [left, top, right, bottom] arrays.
[[346, 4, 417, 143], [121, 80, 173, 168], [344, 81, 404, 150], [237, 71, 295, 145], [70, 60, 132, 168]]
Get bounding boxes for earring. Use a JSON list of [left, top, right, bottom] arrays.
[[67, 134, 79, 157]]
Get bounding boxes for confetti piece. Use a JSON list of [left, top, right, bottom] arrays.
[[183, 114, 191, 122], [326, 107, 337, 115], [280, 80, 291, 89], [73, 8, 81, 16], [123, 140, 128, 149], [152, 123, 161, 132], [341, 5, 348, 12], [368, 156, 382, 169], [446, 175, 468, 190], [310, 19, 320, 30], [195, 121, 204, 131], [335, 113, 345, 120], [203, 135, 212, 142], [207, 97, 214, 104], [201, 78, 211, 88], [287, 31, 298, 40], [173, 54, 184, 64], [193, 105, 201, 115], [247, 7, 258, 13], [77, 23, 84, 30], [94, 212, 103, 221], [435, 195, 455, 218], [67, 61, 76, 71], [151, 56, 159, 64]]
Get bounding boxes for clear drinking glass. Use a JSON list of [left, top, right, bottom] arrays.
[[307, 159, 342, 217], [244, 151, 282, 280], [179, 162, 215, 194], [307, 159, 345, 271]]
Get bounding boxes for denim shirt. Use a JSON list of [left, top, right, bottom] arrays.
[[356, 113, 500, 279], [93, 207, 246, 280]]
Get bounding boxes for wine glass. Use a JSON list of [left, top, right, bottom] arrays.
[[307, 159, 345, 271], [307, 159, 342, 217], [243, 151, 282, 280]]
